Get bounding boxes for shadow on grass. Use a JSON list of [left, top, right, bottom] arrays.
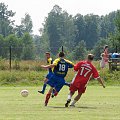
[[77, 106, 97, 109], [47, 106, 65, 109], [47, 106, 97, 109]]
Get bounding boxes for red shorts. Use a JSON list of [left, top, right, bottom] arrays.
[[70, 83, 86, 94]]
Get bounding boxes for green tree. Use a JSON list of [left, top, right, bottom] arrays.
[[21, 13, 33, 34], [109, 10, 120, 52], [45, 5, 62, 54], [34, 33, 51, 59], [60, 12, 77, 50], [84, 14, 100, 49], [0, 34, 6, 57], [22, 33, 35, 60], [73, 14, 86, 45], [73, 40, 87, 60], [14, 25, 24, 37], [100, 12, 116, 38], [5, 34, 23, 59], [116, 10, 120, 52], [0, 3, 15, 37], [42, 5, 77, 55]]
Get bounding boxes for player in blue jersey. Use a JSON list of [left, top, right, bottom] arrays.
[[41, 52, 74, 106], [38, 52, 53, 94]]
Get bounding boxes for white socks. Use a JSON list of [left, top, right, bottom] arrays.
[[67, 94, 72, 100], [70, 100, 77, 106]]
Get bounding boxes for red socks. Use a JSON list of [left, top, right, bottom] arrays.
[[54, 91, 58, 96], [45, 93, 51, 106]]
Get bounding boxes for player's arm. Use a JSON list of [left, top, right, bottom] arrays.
[[65, 59, 74, 68], [41, 64, 55, 69], [92, 67, 105, 88], [41, 58, 59, 69], [97, 77, 105, 88]]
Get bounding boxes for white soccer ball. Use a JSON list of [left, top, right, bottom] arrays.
[[21, 89, 29, 97]]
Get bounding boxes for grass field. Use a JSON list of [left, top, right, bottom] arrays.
[[0, 86, 120, 120]]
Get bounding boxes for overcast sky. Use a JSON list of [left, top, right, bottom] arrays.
[[1, 0, 120, 35]]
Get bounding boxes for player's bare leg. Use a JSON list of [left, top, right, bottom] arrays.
[[45, 87, 53, 106], [65, 92, 74, 107], [38, 78, 48, 94], [70, 93, 82, 107]]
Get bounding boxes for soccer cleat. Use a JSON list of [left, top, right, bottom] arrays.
[[51, 94, 54, 98], [65, 99, 71, 107], [51, 89, 55, 98], [38, 90, 44, 94], [70, 104, 75, 107], [44, 101, 48, 106]]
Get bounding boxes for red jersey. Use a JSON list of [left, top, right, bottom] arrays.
[[72, 61, 99, 87]]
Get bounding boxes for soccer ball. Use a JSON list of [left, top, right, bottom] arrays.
[[21, 89, 29, 97]]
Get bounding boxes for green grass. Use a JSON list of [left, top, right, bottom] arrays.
[[0, 86, 120, 120]]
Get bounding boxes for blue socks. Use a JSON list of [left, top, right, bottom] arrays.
[[41, 83, 47, 93]]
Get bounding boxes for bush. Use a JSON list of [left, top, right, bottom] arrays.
[[0, 60, 120, 86], [0, 59, 45, 71], [0, 70, 47, 86]]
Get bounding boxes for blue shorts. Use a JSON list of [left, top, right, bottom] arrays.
[[45, 72, 53, 79], [46, 74, 65, 92]]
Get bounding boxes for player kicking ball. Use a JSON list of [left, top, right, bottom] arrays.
[[65, 54, 105, 107]]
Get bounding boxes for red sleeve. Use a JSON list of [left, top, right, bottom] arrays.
[[92, 66, 99, 79], [74, 62, 82, 71]]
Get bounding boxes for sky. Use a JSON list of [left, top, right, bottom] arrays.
[[1, 0, 120, 35]]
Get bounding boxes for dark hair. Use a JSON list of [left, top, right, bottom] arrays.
[[59, 52, 65, 57], [45, 52, 50, 55], [104, 45, 108, 51], [87, 54, 94, 61]]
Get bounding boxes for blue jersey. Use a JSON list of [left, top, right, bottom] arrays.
[[52, 58, 74, 78]]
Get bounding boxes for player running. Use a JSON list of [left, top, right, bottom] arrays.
[[65, 54, 105, 107], [38, 52, 53, 94], [41, 52, 74, 106]]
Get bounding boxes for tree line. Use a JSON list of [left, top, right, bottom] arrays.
[[0, 3, 120, 60]]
